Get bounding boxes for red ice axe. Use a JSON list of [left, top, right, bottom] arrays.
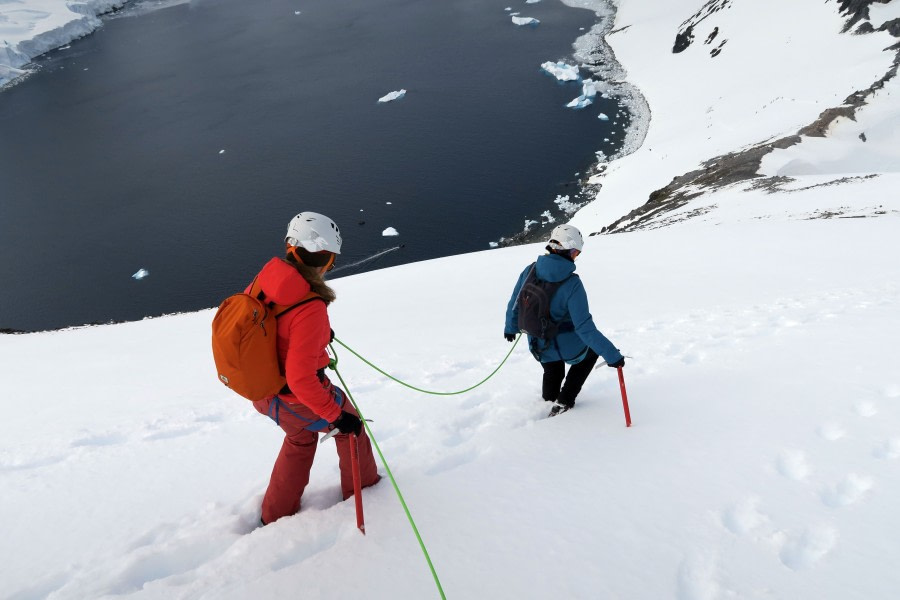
[[320, 427, 368, 535], [617, 366, 632, 427], [349, 433, 366, 534]]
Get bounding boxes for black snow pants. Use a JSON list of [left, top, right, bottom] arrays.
[[541, 349, 600, 407]]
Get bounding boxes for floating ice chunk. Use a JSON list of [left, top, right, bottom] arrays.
[[512, 16, 540, 26], [541, 61, 579, 82], [489, 241, 499, 248], [382, 227, 399, 236], [541, 210, 555, 224], [554, 195, 580, 214], [566, 79, 597, 109], [378, 89, 407, 103], [598, 113, 609, 120], [294, 11, 301, 15], [505, 7, 512, 11], [132, 269, 149, 280], [566, 96, 593, 109], [526, 0, 542, 3], [581, 79, 597, 98], [219, 149, 225, 154]]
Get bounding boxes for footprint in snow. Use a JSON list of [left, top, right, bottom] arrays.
[[270, 525, 341, 571], [777, 525, 838, 570], [722, 496, 769, 535], [873, 438, 900, 460], [776, 449, 810, 481], [0, 453, 67, 472], [820, 473, 873, 508], [70, 431, 128, 447], [854, 401, 878, 418], [424, 447, 479, 476], [441, 410, 484, 447], [143, 425, 202, 441], [675, 552, 721, 600]]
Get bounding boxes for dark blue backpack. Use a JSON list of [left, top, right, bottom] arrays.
[[516, 264, 572, 348]]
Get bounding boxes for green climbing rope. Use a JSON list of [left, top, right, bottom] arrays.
[[329, 358, 447, 600], [332, 333, 522, 396], [324, 334, 524, 598]]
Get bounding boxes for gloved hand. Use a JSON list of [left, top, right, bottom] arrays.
[[330, 410, 362, 436], [608, 357, 625, 369], [504, 333, 516, 342]]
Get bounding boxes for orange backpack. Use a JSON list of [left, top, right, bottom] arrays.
[[211, 278, 322, 401]]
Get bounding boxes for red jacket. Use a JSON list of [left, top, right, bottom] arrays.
[[246, 258, 341, 423]]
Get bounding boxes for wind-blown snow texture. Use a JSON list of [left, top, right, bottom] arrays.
[[2, 0, 900, 598]]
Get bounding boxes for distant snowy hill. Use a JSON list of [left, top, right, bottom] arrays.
[[570, 0, 900, 233], [2, 1, 899, 599]]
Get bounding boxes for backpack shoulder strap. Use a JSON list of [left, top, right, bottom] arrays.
[[249, 276, 265, 301], [248, 276, 323, 317], [272, 292, 324, 318]]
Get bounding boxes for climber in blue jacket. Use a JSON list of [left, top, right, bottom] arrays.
[[504, 224, 624, 417]]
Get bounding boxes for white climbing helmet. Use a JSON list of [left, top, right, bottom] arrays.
[[285, 212, 342, 255], [547, 224, 584, 252]]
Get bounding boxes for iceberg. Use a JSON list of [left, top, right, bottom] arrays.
[[567, 96, 593, 109], [598, 113, 610, 120], [554, 194, 581, 215], [378, 89, 407, 103], [511, 16, 539, 26], [540, 61, 580, 82], [566, 79, 598, 109], [382, 227, 399, 237], [132, 268, 149, 280]]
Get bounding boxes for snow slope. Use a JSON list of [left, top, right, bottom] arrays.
[[2, 209, 899, 600], [572, 0, 899, 231], [2, 0, 900, 598]]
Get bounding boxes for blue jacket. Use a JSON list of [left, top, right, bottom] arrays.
[[505, 253, 623, 365]]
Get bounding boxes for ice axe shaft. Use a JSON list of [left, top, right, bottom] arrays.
[[617, 366, 632, 427], [349, 433, 365, 534]]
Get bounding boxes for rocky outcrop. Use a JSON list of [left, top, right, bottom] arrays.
[[597, 1, 900, 235]]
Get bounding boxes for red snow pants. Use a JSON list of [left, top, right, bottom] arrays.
[[253, 387, 379, 525]]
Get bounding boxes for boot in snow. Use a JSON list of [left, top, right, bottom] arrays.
[[548, 401, 573, 417]]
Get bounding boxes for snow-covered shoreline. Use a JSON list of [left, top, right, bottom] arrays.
[[560, 0, 650, 161], [0, 0, 130, 87]]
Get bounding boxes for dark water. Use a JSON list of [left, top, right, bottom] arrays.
[[0, 0, 626, 332]]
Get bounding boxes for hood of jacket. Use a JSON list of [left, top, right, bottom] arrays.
[[255, 257, 312, 304], [534, 253, 576, 283]]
